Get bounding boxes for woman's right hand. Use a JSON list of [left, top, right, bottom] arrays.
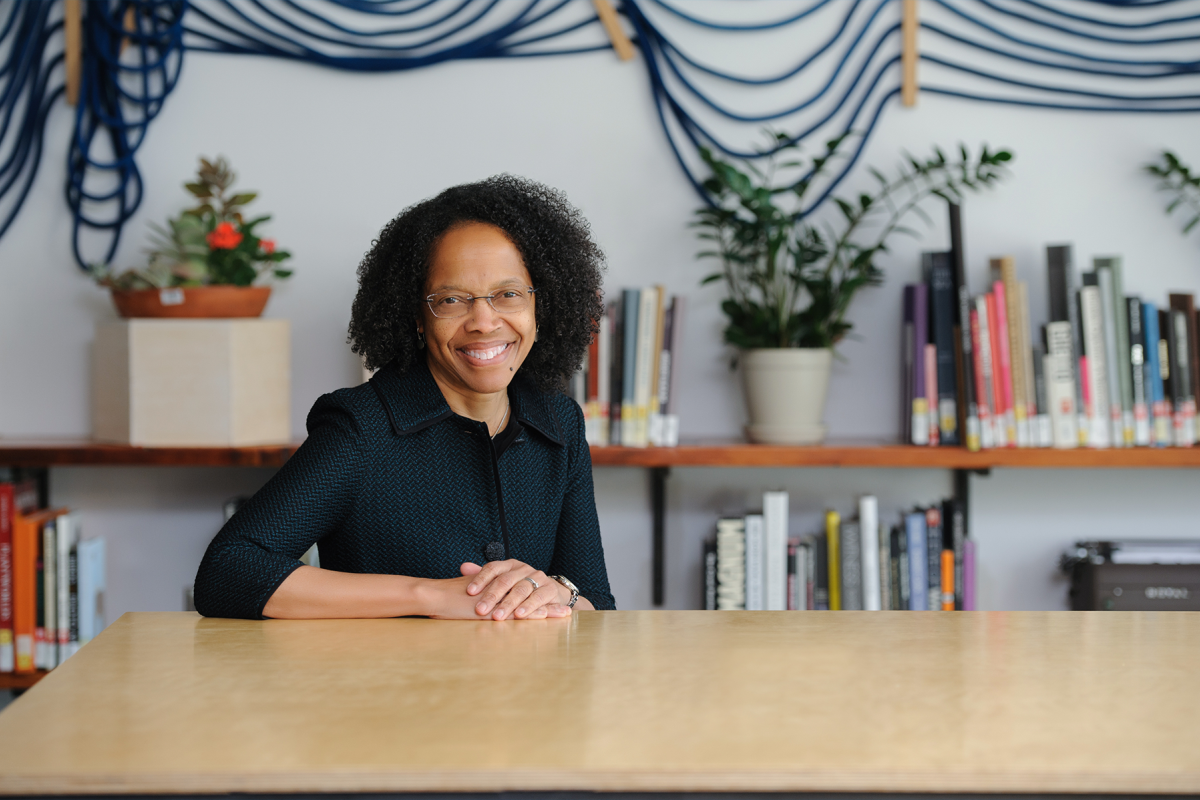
[[419, 566, 566, 620]]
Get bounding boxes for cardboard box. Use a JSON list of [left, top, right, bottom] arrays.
[[93, 319, 290, 446]]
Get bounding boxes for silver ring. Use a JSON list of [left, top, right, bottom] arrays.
[[523, 576, 539, 590]]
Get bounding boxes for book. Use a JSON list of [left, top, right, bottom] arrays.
[[632, 286, 659, 447], [888, 526, 902, 611], [972, 299, 998, 448], [925, 507, 942, 611], [744, 513, 764, 611], [1099, 258, 1135, 445], [963, 538, 977, 610], [840, 519, 862, 610], [1170, 309, 1196, 445], [1032, 342, 1052, 446], [0, 480, 36, 673], [13, 507, 60, 673], [763, 491, 788, 610], [1143, 303, 1170, 446], [1096, 263, 1126, 447], [56, 512, 79, 661], [896, 524, 910, 610], [905, 511, 928, 611], [1047, 244, 1087, 445], [41, 519, 56, 670], [878, 524, 892, 610], [795, 540, 809, 610], [608, 296, 624, 445], [662, 296, 686, 446], [814, 532, 829, 610], [925, 251, 959, 445], [596, 306, 611, 445], [986, 290, 1013, 446], [991, 259, 1026, 446], [948, 204, 980, 451], [947, 498, 965, 610], [1168, 293, 1200, 443], [859, 495, 881, 611], [703, 538, 717, 611], [1080, 277, 1111, 447], [645, 286, 666, 446], [925, 343, 940, 446], [1044, 321, 1079, 448], [1127, 297, 1152, 446], [715, 518, 746, 611], [940, 513, 955, 612], [902, 285, 916, 444], [620, 288, 639, 446], [1018, 281, 1039, 440], [825, 510, 841, 611], [911, 285, 930, 445]]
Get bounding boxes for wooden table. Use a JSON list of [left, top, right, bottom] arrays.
[[1, 611, 1198, 796]]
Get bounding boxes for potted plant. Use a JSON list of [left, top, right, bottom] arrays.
[[695, 134, 1012, 444], [91, 156, 293, 318]]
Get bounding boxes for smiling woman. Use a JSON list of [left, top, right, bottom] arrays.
[[193, 176, 616, 620]]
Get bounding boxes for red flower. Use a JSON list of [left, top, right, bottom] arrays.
[[207, 221, 243, 250], [260, 238, 276, 255]]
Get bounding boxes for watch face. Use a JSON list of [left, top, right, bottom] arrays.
[[554, 575, 578, 593]]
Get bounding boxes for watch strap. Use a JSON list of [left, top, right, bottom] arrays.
[[549, 575, 579, 608]]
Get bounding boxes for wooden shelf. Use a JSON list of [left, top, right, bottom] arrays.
[[3, 438, 1200, 469], [0, 670, 47, 690]]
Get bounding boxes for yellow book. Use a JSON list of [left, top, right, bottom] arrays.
[[825, 510, 841, 611]]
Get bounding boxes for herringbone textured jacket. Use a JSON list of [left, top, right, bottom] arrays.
[[194, 360, 616, 618]]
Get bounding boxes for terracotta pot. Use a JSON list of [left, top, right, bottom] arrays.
[[741, 347, 833, 444], [110, 286, 272, 319]]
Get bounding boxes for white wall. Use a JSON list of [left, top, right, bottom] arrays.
[[2, 4, 1199, 617]]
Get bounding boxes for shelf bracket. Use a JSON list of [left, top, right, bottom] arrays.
[[650, 466, 669, 606]]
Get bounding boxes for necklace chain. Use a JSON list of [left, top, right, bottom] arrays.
[[491, 398, 510, 439]]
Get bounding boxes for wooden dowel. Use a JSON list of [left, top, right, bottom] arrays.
[[593, 0, 635, 61], [120, 6, 136, 57], [901, 0, 918, 107], [64, 0, 81, 106]]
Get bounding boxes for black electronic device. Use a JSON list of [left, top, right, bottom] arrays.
[[1061, 540, 1200, 610]]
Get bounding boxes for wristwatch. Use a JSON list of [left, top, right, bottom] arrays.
[[549, 575, 580, 608]]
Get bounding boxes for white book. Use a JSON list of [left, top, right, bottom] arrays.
[[1044, 324, 1079, 449], [77, 537, 106, 644], [632, 287, 659, 447], [763, 492, 789, 611], [715, 519, 745, 610], [56, 512, 79, 660], [1080, 283, 1111, 448], [858, 495, 881, 611], [1096, 267, 1126, 448], [743, 514, 764, 611]]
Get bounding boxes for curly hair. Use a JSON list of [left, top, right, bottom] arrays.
[[349, 175, 606, 393]]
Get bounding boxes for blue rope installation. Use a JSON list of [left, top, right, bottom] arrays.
[[3, 0, 1200, 271]]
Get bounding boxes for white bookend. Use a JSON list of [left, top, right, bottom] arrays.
[[858, 496, 881, 611], [56, 512, 79, 660], [743, 514, 764, 611], [1045, 322, 1079, 448], [763, 492, 789, 610], [1080, 284, 1111, 448]]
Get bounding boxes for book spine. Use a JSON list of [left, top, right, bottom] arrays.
[[840, 520, 862, 611], [1048, 245, 1089, 444], [1128, 297, 1151, 446], [825, 510, 841, 611], [903, 285, 916, 444], [664, 296, 686, 446], [42, 521, 56, 670], [608, 295, 624, 445], [715, 518, 746, 611], [1096, 264, 1126, 447], [1105, 259, 1135, 445], [1143, 303, 1169, 446], [1045, 322, 1079, 449], [889, 526, 902, 611], [963, 538, 977, 610], [796, 541, 809, 610], [68, 543, 78, 658], [987, 289, 1014, 446], [0, 484, 12, 672], [585, 331, 600, 444], [597, 306, 611, 446], [703, 539, 717, 611], [620, 288, 639, 446], [949, 204, 979, 450], [972, 301, 997, 449], [924, 507, 942, 611], [926, 252, 959, 445], [1168, 293, 1200, 444], [905, 511, 928, 611], [897, 524, 910, 610], [912, 285, 930, 445], [632, 287, 658, 448], [925, 343, 940, 447], [992, 260, 1026, 446], [1171, 310, 1197, 445], [57, 514, 76, 660], [949, 499, 965, 610], [1019, 281, 1039, 439], [1080, 280, 1111, 447], [1032, 342, 1053, 447], [13, 514, 35, 673], [941, 549, 955, 611], [647, 286, 666, 446], [878, 524, 892, 611], [814, 532, 829, 610], [652, 301, 673, 447], [763, 492, 789, 611], [859, 495, 881, 611], [743, 513, 764, 611]]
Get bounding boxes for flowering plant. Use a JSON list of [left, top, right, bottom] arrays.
[[92, 156, 293, 289]]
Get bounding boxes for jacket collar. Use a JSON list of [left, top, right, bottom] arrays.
[[371, 358, 564, 446]]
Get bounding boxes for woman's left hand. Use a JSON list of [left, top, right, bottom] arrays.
[[461, 561, 572, 620]]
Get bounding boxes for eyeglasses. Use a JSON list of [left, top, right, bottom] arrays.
[[425, 286, 537, 319]]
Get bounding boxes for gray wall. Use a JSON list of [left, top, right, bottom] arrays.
[[2, 4, 1199, 617]]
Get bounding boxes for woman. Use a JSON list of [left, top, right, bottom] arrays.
[[194, 175, 616, 619]]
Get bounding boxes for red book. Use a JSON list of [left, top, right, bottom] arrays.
[[969, 307, 994, 448], [0, 481, 36, 674]]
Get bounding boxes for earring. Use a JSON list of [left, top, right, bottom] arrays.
[[417, 329, 425, 349]]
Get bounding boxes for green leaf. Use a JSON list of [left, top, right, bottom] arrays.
[[273, 269, 294, 279]]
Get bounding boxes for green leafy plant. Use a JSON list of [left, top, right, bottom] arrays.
[[92, 156, 293, 290], [694, 134, 1013, 350], [1146, 150, 1200, 236]]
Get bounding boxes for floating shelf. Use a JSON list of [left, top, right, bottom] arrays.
[[2, 438, 1200, 469], [0, 670, 48, 690]]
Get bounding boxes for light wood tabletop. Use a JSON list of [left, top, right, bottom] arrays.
[[0, 611, 1198, 796]]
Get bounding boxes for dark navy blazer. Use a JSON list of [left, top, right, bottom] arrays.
[[193, 359, 616, 618]]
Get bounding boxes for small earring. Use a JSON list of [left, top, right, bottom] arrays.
[[417, 329, 425, 349]]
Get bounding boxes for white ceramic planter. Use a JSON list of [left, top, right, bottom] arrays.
[[741, 347, 833, 444]]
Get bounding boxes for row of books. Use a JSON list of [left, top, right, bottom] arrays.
[[702, 493, 976, 611], [904, 204, 1200, 449], [0, 477, 106, 674], [570, 288, 686, 447]]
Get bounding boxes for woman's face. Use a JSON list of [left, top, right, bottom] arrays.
[[419, 222, 537, 400]]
